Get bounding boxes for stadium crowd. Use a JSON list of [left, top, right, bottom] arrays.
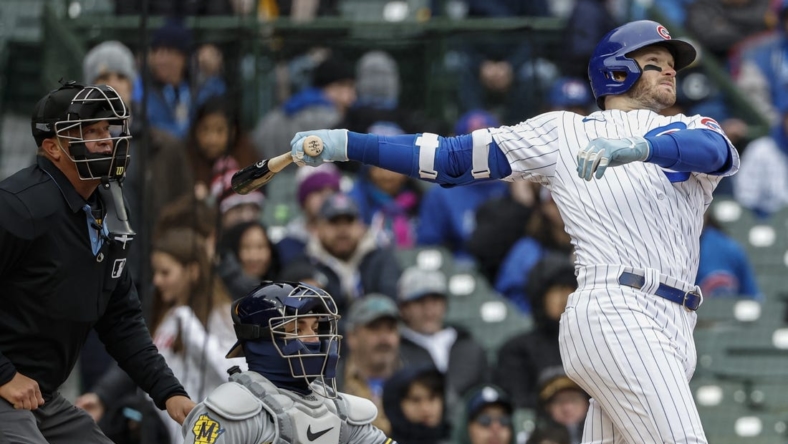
[[5, 0, 787, 443]]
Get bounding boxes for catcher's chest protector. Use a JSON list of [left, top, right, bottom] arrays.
[[229, 372, 355, 444]]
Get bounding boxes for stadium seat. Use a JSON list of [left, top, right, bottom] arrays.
[[339, 0, 431, 22], [701, 409, 788, 444], [696, 298, 764, 328], [749, 382, 788, 413], [512, 408, 536, 440], [444, 270, 532, 360], [395, 246, 455, 274]]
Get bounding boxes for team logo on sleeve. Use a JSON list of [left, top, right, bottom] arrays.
[[193, 414, 224, 444], [700, 117, 723, 133]]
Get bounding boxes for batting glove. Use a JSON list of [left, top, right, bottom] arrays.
[[576, 136, 651, 181], [290, 129, 348, 167]]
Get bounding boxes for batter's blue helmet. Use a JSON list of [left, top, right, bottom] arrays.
[[588, 20, 697, 110]]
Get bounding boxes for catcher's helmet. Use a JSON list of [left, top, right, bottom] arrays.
[[32, 81, 131, 180], [227, 281, 341, 396], [588, 20, 697, 110]]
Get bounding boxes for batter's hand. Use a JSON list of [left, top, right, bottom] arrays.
[[290, 129, 348, 166], [166, 395, 196, 425], [576, 136, 651, 180], [0, 372, 45, 410]]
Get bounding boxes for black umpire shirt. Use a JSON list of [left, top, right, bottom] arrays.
[[0, 156, 187, 409]]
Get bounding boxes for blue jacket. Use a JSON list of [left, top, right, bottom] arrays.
[[696, 226, 761, 299], [494, 237, 546, 313], [133, 76, 226, 139], [416, 182, 508, 261]]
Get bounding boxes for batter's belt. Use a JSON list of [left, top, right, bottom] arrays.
[[576, 265, 703, 311], [618, 271, 703, 311]]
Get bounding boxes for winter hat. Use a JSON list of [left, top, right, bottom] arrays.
[[151, 17, 193, 54], [356, 51, 400, 108], [296, 163, 342, 206], [313, 56, 355, 88], [83, 41, 138, 84]]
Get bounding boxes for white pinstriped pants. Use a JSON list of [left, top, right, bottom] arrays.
[[559, 265, 707, 444]]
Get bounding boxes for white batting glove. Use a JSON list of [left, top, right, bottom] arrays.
[[576, 136, 651, 181], [290, 129, 348, 166]]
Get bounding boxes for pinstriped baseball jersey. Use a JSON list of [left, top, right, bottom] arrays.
[[489, 109, 740, 284]]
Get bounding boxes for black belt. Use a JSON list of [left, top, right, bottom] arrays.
[[618, 272, 702, 311]]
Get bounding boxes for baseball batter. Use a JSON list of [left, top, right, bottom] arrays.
[[289, 21, 738, 443]]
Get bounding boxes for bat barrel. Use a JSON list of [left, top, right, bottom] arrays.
[[231, 160, 274, 195]]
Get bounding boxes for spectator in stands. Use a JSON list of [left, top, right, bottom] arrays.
[[348, 163, 423, 249], [252, 54, 356, 160], [218, 220, 281, 298], [735, 99, 788, 216], [458, 385, 515, 444], [339, 294, 402, 435], [211, 170, 266, 229], [383, 366, 452, 444], [277, 260, 329, 289], [561, 0, 619, 79], [150, 229, 242, 440], [445, 1, 554, 124], [154, 194, 218, 256], [343, 51, 441, 144], [495, 254, 577, 409], [186, 96, 258, 196], [133, 17, 226, 139], [533, 368, 589, 444], [685, 0, 773, 61], [148, 228, 243, 442], [287, 193, 402, 314], [397, 267, 487, 399], [697, 212, 762, 299], [735, 0, 788, 125], [277, 163, 342, 264], [495, 189, 573, 311], [546, 77, 595, 114], [467, 180, 537, 285], [417, 110, 509, 264]]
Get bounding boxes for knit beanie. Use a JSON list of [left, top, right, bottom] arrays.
[[83, 41, 138, 84], [356, 51, 400, 107]]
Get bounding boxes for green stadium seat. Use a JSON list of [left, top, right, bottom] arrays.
[[749, 382, 788, 413], [339, 0, 431, 22], [444, 270, 532, 361], [512, 408, 536, 438], [395, 246, 455, 274], [701, 409, 788, 444], [696, 299, 764, 328]]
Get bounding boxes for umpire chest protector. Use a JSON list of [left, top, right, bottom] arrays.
[[205, 371, 377, 444]]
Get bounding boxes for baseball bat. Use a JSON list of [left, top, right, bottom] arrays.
[[231, 135, 324, 195]]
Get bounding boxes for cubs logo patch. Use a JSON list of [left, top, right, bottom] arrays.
[[700, 117, 723, 133], [657, 25, 670, 40], [192, 414, 224, 444]]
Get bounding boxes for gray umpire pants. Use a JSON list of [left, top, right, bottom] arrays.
[[0, 392, 113, 444]]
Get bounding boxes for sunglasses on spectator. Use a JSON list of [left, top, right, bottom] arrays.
[[474, 414, 512, 427]]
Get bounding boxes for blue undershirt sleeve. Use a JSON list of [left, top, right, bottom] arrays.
[[346, 132, 512, 186], [644, 129, 732, 175]]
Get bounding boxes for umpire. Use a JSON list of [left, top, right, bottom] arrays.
[[0, 81, 194, 442]]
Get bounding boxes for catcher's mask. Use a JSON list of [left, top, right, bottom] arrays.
[[227, 281, 342, 398]]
